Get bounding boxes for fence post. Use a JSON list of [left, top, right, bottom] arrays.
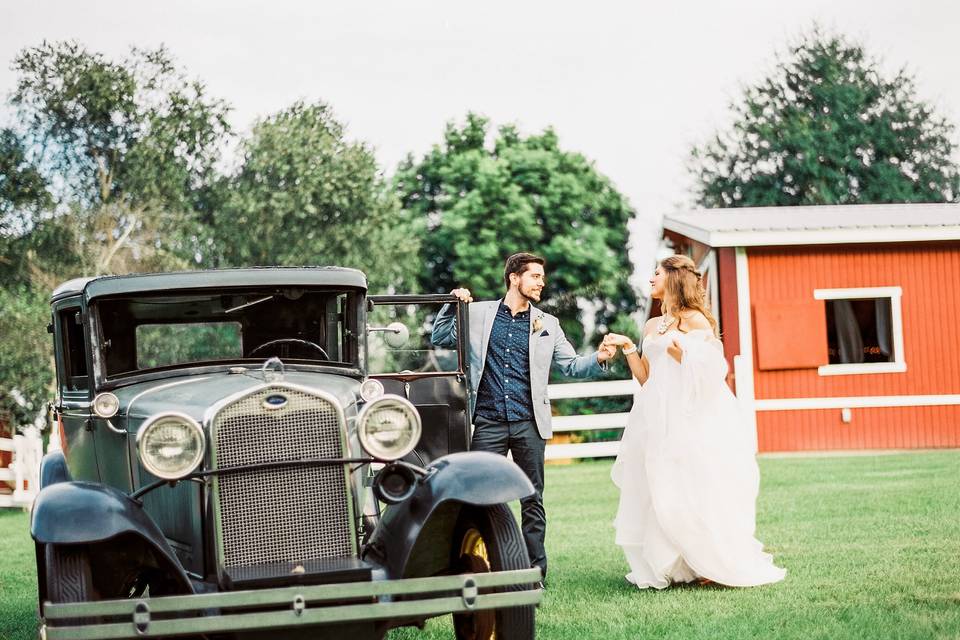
[[12, 434, 27, 504]]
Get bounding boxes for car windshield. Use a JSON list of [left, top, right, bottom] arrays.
[[95, 287, 360, 378]]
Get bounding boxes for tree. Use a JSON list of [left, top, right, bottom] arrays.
[[0, 128, 50, 236], [0, 128, 52, 288], [213, 101, 420, 291], [2, 41, 232, 289], [691, 29, 960, 207], [11, 41, 231, 211], [0, 286, 52, 429], [1, 41, 230, 427], [395, 113, 636, 347]]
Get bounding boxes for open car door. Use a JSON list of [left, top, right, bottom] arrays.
[[367, 294, 471, 465]]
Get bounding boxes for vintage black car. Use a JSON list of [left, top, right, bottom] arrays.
[[33, 267, 541, 640]]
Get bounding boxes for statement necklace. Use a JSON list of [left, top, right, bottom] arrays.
[[656, 315, 676, 335]]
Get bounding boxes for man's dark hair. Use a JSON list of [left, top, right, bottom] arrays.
[[503, 252, 546, 290]]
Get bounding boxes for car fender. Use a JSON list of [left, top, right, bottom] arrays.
[[39, 451, 71, 488], [365, 451, 535, 578], [31, 481, 193, 593]]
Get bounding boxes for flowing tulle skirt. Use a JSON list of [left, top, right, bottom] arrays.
[[611, 331, 786, 589]]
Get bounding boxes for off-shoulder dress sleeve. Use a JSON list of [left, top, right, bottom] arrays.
[[677, 330, 727, 414]]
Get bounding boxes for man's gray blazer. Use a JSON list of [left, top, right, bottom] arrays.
[[431, 299, 604, 440]]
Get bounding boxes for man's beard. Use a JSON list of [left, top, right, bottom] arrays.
[[520, 285, 541, 302]]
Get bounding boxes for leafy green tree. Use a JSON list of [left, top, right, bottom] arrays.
[[395, 113, 636, 346], [0, 128, 50, 236], [0, 286, 52, 429], [2, 41, 231, 289], [691, 29, 960, 207], [2, 41, 229, 426], [213, 101, 420, 291], [0, 128, 52, 291], [11, 41, 231, 210]]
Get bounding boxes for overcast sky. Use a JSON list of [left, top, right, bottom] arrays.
[[3, 1, 958, 282]]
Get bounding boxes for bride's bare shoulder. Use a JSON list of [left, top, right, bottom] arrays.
[[643, 316, 659, 338], [680, 311, 712, 331], [640, 316, 660, 340]]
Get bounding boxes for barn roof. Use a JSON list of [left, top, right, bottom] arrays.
[[662, 203, 960, 247]]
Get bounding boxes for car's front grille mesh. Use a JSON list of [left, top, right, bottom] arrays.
[[213, 387, 354, 569]]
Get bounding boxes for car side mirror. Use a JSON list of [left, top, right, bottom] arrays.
[[368, 322, 410, 349]]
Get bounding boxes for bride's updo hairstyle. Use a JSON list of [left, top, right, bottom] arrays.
[[660, 254, 720, 338]]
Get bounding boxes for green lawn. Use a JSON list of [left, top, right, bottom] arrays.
[[3, 451, 959, 640]]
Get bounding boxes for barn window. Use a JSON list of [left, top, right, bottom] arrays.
[[814, 287, 905, 376]]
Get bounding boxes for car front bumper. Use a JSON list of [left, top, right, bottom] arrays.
[[41, 568, 542, 639]]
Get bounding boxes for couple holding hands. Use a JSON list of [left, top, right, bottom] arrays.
[[432, 252, 785, 590]]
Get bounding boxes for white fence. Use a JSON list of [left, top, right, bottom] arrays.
[[545, 379, 636, 461], [0, 427, 45, 508]]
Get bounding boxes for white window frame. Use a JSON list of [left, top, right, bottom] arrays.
[[813, 286, 905, 376]]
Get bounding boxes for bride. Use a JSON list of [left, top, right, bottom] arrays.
[[602, 255, 786, 589]]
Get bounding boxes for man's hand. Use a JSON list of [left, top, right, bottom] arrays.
[[597, 342, 617, 363], [602, 333, 635, 352], [451, 288, 473, 303]]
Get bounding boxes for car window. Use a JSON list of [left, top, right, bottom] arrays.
[[96, 288, 360, 377], [136, 322, 242, 370], [367, 303, 459, 374], [57, 306, 89, 392]]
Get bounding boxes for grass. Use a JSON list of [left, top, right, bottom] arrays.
[[2, 450, 959, 639], [0, 504, 38, 640]]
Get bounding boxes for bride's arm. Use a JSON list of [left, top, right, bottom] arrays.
[[624, 349, 649, 385], [605, 319, 655, 385]]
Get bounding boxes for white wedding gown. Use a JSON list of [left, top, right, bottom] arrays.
[[611, 328, 786, 589]]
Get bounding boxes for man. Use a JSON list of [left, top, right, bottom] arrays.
[[432, 252, 615, 584]]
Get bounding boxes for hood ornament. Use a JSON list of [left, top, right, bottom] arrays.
[[261, 357, 286, 383]]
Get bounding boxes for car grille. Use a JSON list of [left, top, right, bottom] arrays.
[[211, 386, 355, 570]]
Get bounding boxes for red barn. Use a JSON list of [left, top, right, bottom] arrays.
[[661, 203, 960, 452]]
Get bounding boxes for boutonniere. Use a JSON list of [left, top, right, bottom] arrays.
[[532, 313, 544, 335]]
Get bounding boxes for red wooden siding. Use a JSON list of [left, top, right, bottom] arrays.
[[757, 405, 960, 451], [746, 242, 960, 451]]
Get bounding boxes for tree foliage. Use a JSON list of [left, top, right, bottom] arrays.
[[11, 41, 231, 210], [395, 113, 636, 345], [0, 128, 51, 236], [0, 286, 52, 428], [212, 101, 420, 291], [691, 29, 960, 207]]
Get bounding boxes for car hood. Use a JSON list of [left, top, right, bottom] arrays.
[[114, 370, 362, 427]]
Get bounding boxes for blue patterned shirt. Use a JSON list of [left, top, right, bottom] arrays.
[[474, 301, 534, 422]]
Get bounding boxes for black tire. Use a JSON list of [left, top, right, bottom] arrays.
[[43, 544, 98, 626], [452, 504, 536, 640]]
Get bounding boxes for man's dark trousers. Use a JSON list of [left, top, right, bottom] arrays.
[[471, 414, 547, 580]]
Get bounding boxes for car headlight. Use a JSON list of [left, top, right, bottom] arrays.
[[92, 392, 120, 418], [357, 395, 421, 460], [136, 413, 205, 480]]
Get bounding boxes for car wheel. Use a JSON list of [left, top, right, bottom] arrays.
[[43, 544, 99, 625], [452, 504, 535, 640]]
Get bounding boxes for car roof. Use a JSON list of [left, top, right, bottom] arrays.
[[50, 267, 368, 303]]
